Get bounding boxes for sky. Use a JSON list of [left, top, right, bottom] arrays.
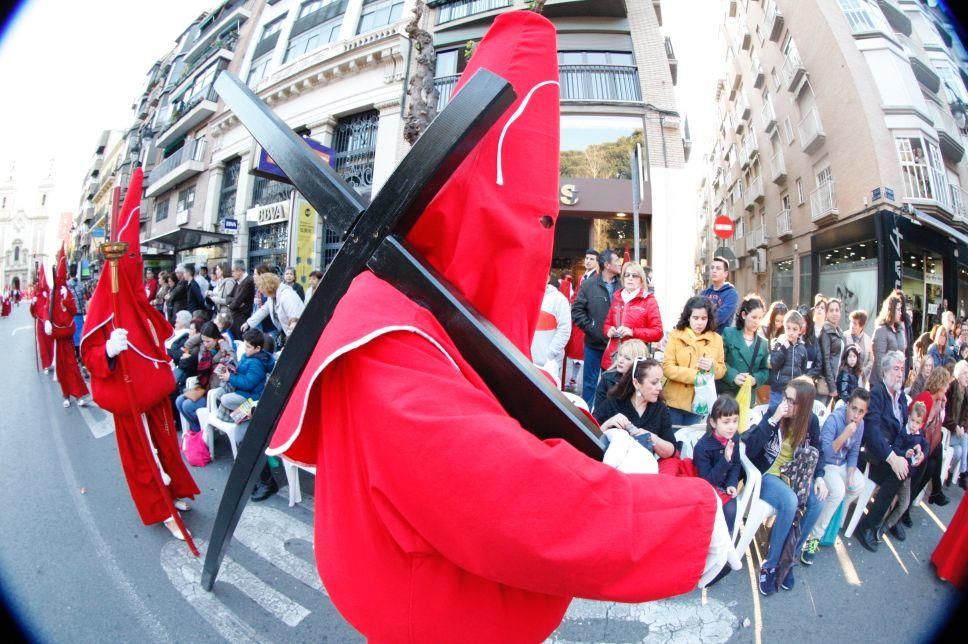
[[0, 0, 214, 252]]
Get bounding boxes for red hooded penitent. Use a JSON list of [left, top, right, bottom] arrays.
[[30, 262, 54, 370], [80, 169, 198, 525], [50, 245, 89, 400], [267, 11, 715, 641]]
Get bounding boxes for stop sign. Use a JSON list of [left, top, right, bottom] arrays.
[[713, 215, 734, 239]]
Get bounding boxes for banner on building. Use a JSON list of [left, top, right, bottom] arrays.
[[254, 136, 335, 184], [291, 196, 318, 287]]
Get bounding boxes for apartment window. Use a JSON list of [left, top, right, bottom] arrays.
[[781, 193, 791, 211], [755, 25, 764, 47], [837, 0, 877, 33], [896, 136, 942, 202], [796, 177, 805, 204], [936, 62, 967, 103], [181, 62, 220, 105], [333, 109, 380, 196], [217, 157, 241, 226], [154, 198, 170, 223], [357, 0, 403, 34], [299, 0, 338, 18], [771, 67, 782, 91], [1, 196, 5, 209], [285, 14, 341, 62], [262, 15, 286, 40], [783, 117, 795, 145], [176, 186, 195, 215], [247, 52, 272, 87]]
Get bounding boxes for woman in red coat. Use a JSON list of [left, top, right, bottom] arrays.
[[601, 261, 663, 370], [932, 493, 968, 588]]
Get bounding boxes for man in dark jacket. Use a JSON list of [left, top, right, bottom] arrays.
[[228, 260, 256, 339], [184, 265, 205, 314], [168, 264, 189, 323], [855, 350, 913, 552], [572, 248, 622, 407]]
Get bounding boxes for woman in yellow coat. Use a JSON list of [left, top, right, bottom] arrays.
[[663, 296, 727, 425]]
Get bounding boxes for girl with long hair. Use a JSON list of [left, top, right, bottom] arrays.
[[871, 292, 908, 388], [742, 376, 827, 596], [662, 296, 726, 425]]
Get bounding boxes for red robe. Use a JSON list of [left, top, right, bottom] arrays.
[[0, 295, 9, 317], [49, 278, 89, 400], [932, 492, 968, 589], [30, 268, 54, 370], [266, 12, 715, 641], [81, 168, 199, 525]]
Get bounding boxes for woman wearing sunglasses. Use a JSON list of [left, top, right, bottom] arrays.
[[600, 262, 663, 371]]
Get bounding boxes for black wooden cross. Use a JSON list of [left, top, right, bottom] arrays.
[[201, 71, 605, 591]]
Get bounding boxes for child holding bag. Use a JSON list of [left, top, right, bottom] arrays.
[[694, 395, 743, 531]]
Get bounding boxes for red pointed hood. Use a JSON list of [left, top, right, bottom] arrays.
[[31, 262, 50, 322], [81, 169, 175, 414], [50, 244, 73, 327], [405, 10, 560, 357]]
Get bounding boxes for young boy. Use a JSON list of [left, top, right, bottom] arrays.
[[768, 310, 810, 408], [879, 401, 929, 541]]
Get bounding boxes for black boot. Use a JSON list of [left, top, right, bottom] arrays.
[[251, 478, 279, 502], [959, 473, 967, 491], [856, 527, 880, 552], [945, 472, 953, 488], [928, 491, 950, 507], [900, 511, 913, 528]]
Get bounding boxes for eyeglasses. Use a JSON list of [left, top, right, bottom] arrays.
[[623, 273, 642, 279], [784, 396, 797, 405]]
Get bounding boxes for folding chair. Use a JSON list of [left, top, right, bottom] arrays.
[[281, 456, 317, 507], [197, 389, 245, 460]]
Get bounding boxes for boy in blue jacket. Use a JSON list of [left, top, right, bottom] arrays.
[[216, 328, 277, 411]]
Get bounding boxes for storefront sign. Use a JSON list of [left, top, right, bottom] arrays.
[[887, 219, 904, 292], [254, 136, 335, 184], [292, 197, 318, 286], [246, 200, 289, 226], [223, 218, 238, 232], [91, 227, 105, 238], [560, 184, 579, 206]]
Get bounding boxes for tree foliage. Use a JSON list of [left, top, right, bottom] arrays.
[[560, 129, 644, 179]]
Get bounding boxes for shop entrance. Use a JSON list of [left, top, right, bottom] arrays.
[[901, 247, 945, 338]]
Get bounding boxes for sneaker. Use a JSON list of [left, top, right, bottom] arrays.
[[173, 499, 192, 512], [758, 566, 778, 596], [77, 398, 88, 408], [800, 538, 820, 566], [889, 524, 906, 541], [780, 568, 795, 591], [928, 492, 950, 507], [62, 399, 71, 408]]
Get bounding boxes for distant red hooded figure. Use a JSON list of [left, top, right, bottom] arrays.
[[49, 245, 89, 402], [30, 263, 54, 370], [81, 168, 198, 528], [264, 11, 718, 642]]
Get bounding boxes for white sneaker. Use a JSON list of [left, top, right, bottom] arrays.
[[77, 398, 88, 407], [174, 499, 191, 512], [62, 399, 71, 408], [163, 516, 189, 541]]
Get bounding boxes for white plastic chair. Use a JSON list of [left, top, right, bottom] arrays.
[[674, 424, 706, 459], [282, 455, 316, 507], [197, 389, 244, 460], [842, 462, 877, 538]]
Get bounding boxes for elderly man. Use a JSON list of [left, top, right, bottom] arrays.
[[168, 264, 189, 324], [856, 350, 920, 551], [227, 260, 255, 339]]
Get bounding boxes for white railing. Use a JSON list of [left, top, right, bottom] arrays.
[[810, 181, 838, 221], [798, 106, 825, 153], [770, 151, 786, 182], [748, 227, 768, 250], [147, 139, 206, 185], [761, 99, 777, 131], [736, 92, 750, 120], [765, 0, 784, 40], [776, 208, 793, 236], [744, 129, 758, 159], [950, 183, 968, 222], [782, 49, 804, 88], [746, 175, 765, 208]]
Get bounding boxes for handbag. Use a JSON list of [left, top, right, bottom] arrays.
[[779, 444, 820, 507], [181, 429, 211, 467]]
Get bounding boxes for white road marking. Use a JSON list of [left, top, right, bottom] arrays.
[[45, 377, 171, 643], [233, 504, 325, 594], [161, 504, 321, 640], [548, 595, 737, 643], [746, 548, 763, 644], [11, 324, 31, 335], [78, 403, 115, 438]]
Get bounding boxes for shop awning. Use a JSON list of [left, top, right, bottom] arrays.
[[142, 227, 234, 253]]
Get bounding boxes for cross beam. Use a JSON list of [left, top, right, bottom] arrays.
[[201, 71, 604, 591]]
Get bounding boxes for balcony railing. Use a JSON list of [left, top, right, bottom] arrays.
[[169, 85, 218, 127], [770, 151, 787, 184], [665, 36, 678, 84], [746, 176, 765, 209], [435, 0, 513, 25], [765, 0, 784, 41], [751, 55, 765, 89], [434, 74, 459, 113], [147, 139, 206, 186], [810, 180, 838, 224], [950, 183, 968, 222], [748, 227, 768, 251], [798, 106, 826, 154], [776, 208, 793, 238], [744, 129, 758, 160], [782, 50, 805, 90], [560, 65, 642, 102], [761, 100, 777, 133], [178, 30, 239, 84]]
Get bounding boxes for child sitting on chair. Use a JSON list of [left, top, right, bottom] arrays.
[[693, 395, 743, 531]]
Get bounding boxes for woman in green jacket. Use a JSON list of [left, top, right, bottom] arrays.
[[719, 294, 770, 400]]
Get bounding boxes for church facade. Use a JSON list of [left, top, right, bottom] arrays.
[[0, 165, 52, 292]]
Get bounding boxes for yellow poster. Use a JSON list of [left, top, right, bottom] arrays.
[[294, 198, 318, 287]]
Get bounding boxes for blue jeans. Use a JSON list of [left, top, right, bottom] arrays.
[[175, 394, 207, 433], [759, 473, 823, 568], [668, 408, 702, 426], [581, 345, 604, 408]]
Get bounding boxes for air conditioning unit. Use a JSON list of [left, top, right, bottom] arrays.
[[752, 248, 767, 274]]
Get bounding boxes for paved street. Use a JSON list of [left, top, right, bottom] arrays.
[[0, 303, 962, 643]]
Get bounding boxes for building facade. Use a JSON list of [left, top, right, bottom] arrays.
[[71, 130, 126, 276], [698, 0, 968, 336], [431, 0, 692, 323], [0, 163, 52, 290]]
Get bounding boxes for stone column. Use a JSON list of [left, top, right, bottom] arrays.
[[371, 97, 403, 195], [233, 152, 254, 267], [203, 163, 224, 231], [339, 0, 366, 43]]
